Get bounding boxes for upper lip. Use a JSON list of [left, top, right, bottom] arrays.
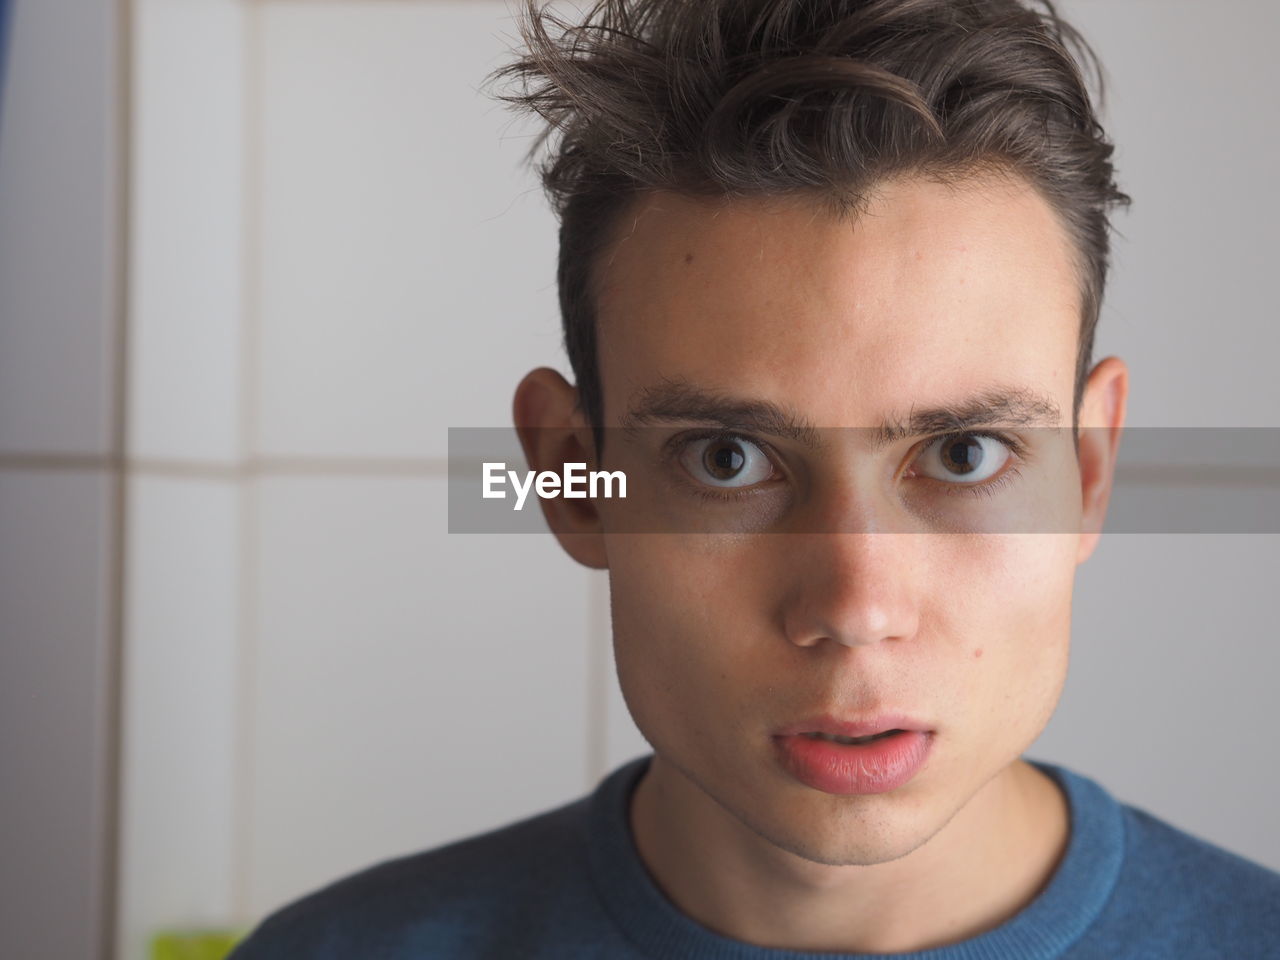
[[774, 713, 931, 739]]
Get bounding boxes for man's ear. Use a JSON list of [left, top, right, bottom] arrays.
[[1076, 355, 1129, 565], [512, 367, 609, 569]]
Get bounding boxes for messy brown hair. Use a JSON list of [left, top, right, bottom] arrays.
[[484, 0, 1131, 450]]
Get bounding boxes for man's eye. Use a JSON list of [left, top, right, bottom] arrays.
[[913, 433, 1013, 484], [678, 435, 775, 488]]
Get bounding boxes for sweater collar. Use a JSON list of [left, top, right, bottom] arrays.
[[584, 753, 1124, 960]]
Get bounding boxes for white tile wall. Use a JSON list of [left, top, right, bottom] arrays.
[[1060, 0, 1280, 428], [116, 4, 249, 958], [245, 473, 596, 914], [254, 1, 568, 460], [0, 0, 117, 455], [117, 475, 241, 960], [0, 0, 123, 957], [128, 0, 246, 464], [1034, 530, 1280, 869], [0, 469, 115, 960]]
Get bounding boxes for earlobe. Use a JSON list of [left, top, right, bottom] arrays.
[[512, 368, 610, 570], [1075, 356, 1129, 564]]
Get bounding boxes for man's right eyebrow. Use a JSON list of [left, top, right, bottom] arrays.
[[618, 380, 822, 449], [868, 388, 1064, 452]]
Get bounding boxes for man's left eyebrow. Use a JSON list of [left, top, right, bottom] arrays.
[[870, 388, 1063, 451]]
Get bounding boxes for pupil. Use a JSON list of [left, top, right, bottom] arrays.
[[706, 443, 745, 479], [942, 437, 982, 475]]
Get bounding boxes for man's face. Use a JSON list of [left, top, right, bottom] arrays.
[[590, 173, 1088, 865]]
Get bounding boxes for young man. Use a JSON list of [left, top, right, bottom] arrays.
[[230, 1, 1280, 957]]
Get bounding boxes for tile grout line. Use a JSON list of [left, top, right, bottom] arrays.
[[2, 457, 1280, 486], [103, 0, 134, 956], [232, 0, 263, 925], [0, 455, 454, 476]]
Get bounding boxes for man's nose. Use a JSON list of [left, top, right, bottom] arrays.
[[777, 530, 921, 650]]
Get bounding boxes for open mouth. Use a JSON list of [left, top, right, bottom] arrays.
[[800, 729, 903, 746]]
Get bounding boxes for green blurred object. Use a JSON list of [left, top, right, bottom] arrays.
[[150, 929, 245, 960]]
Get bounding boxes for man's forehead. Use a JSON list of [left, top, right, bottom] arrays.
[[593, 175, 1081, 431], [596, 175, 1079, 331]]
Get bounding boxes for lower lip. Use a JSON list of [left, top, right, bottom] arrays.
[[773, 730, 933, 795]]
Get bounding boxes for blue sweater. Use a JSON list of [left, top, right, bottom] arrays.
[[228, 754, 1280, 959]]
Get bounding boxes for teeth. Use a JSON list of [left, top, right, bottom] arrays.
[[802, 730, 899, 745]]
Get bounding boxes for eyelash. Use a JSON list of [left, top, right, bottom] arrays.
[[668, 429, 1028, 503]]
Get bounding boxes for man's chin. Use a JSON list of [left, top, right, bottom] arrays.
[[756, 798, 949, 868]]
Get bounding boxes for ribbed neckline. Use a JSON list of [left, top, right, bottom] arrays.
[[584, 753, 1124, 960]]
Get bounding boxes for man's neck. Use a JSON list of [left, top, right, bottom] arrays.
[[628, 754, 1070, 955]]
